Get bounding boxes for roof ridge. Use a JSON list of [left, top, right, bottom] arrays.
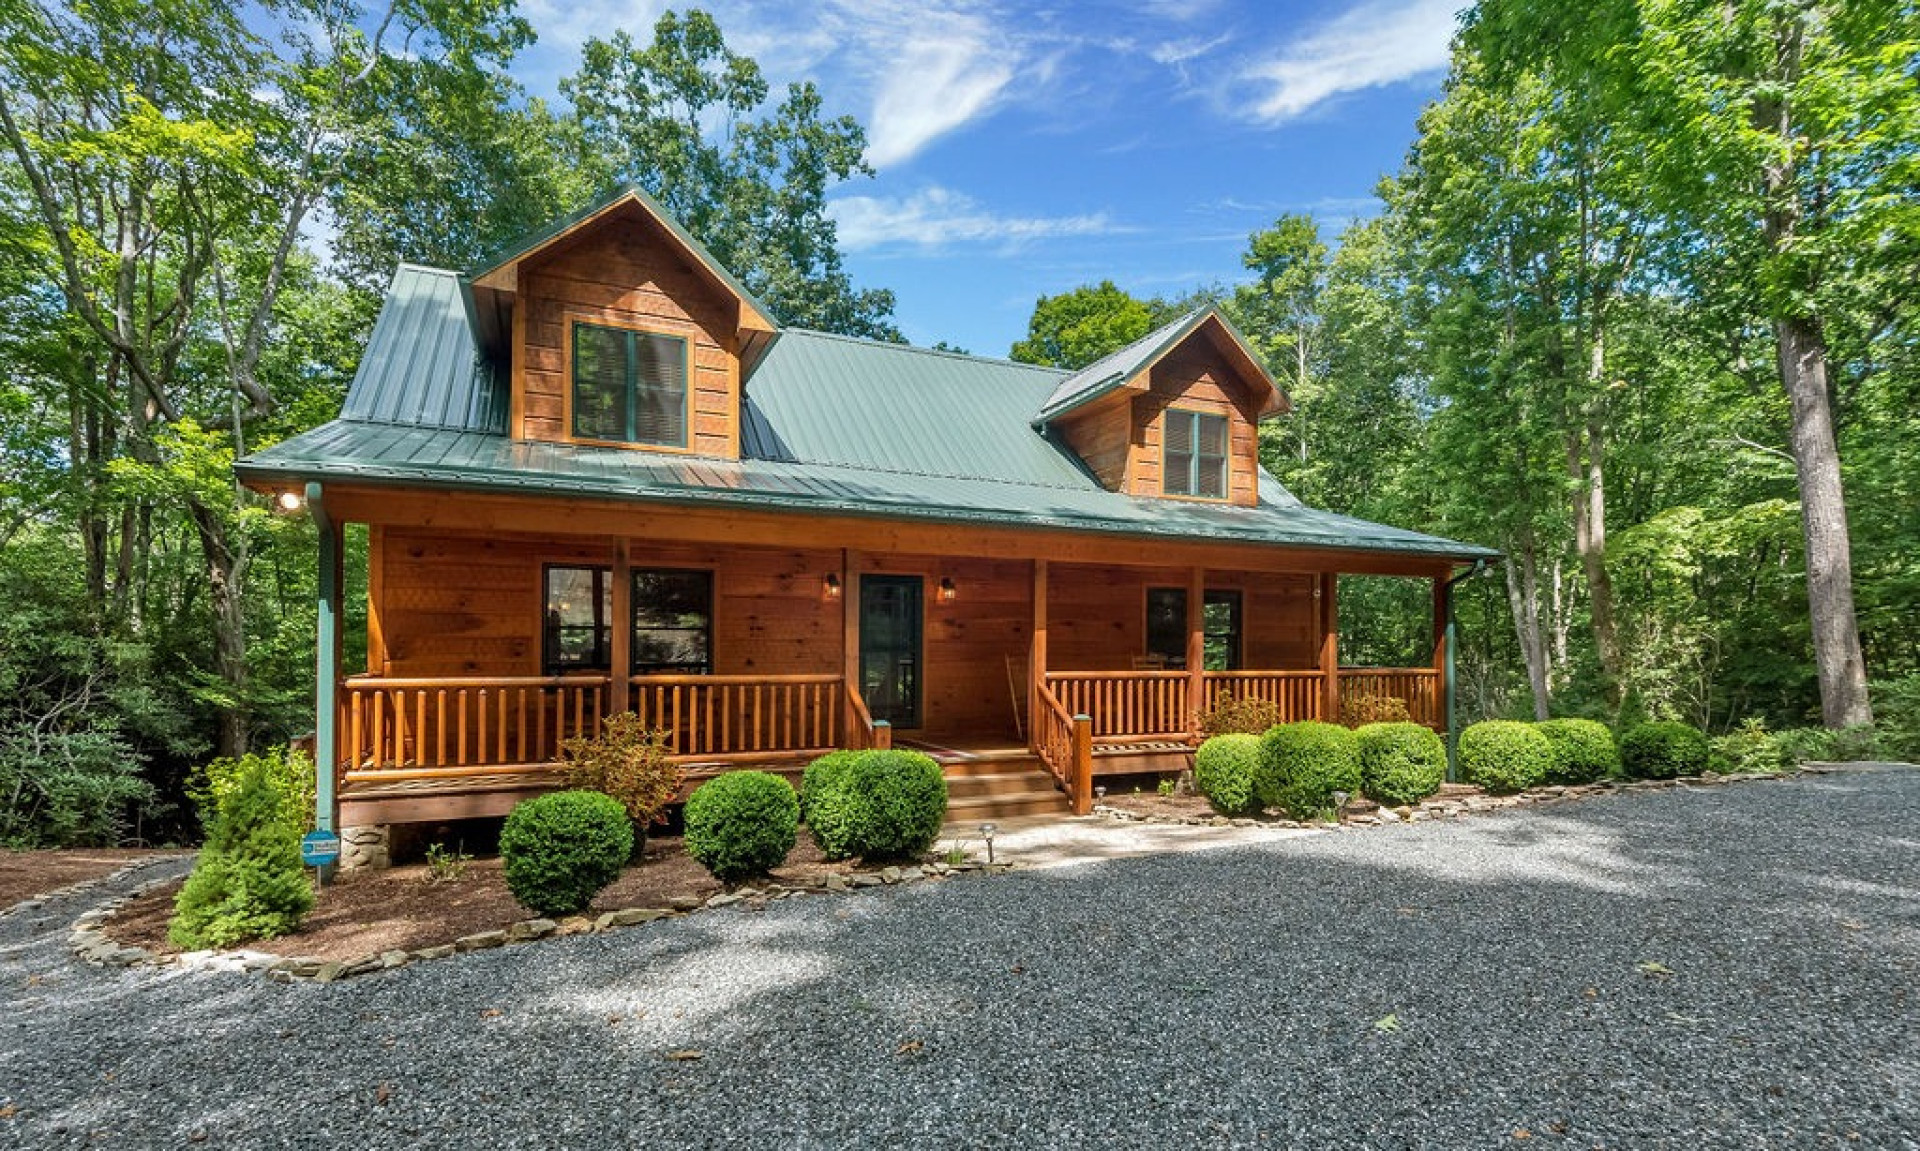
[[394, 262, 461, 277], [782, 327, 1071, 377]]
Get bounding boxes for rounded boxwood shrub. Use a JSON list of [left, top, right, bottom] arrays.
[[1355, 722, 1446, 806], [1620, 721, 1710, 780], [1194, 733, 1263, 815], [1534, 718, 1619, 784], [685, 771, 799, 883], [807, 749, 948, 861], [1256, 721, 1361, 820], [1458, 720, 1553, 793], [499, 790, 632, 916], [799, 750, 860, 826]]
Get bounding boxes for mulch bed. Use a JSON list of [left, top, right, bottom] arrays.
[[104, 830, 856, 963], [0, 849, 181, 909]]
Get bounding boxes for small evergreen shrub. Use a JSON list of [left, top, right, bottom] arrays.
[[799, 749, 861, 825], [560, 713, 684, 829], [1256, 721, 1362, 820], [168, 758, 313, 949], [188, 744, 316, 835], [498, 790, 632, 916], [1197, 695, 1281, 737], [1355, 722, 1446, 806], [1619, 721, 1710, 779], [1340, 692, 1412, 726], [684, 771, 799, 882], [1458, 720, 1552, 793], [1709, 719, 1791, 775], [1534, 719, 1619, 784], [1194, 733, 1263, 815], [806, 749, 948, 860]]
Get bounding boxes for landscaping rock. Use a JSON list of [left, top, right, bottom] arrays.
[[704, 893, 743, 909], [508, 918, 558, 941], [666, 895, 704, 911], [380, 950, 411, 969], [851, 874, 883, 888], [824, 873, 850, 892], [879, 866, 903, 884], [412, 945, 455, 961], [454, 930, 507, 952], [597, 908, 669, 929]]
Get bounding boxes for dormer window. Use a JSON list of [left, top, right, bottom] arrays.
[[1164, 409, 1228, 499], [571, 320, 689, 448]]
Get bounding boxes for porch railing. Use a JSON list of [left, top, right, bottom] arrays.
[[1338, 667, 1441, 727], [340, 675, 609, 781], [1033, 682, 1093, 815], [1200, 670, 1325, 724], [629, 673, 844, 761], [1044, 671, 1190, 742]]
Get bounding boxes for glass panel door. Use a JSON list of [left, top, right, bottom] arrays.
[[859, 575, 922, 728]]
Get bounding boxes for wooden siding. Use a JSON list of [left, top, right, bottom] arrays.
[[1046, 564, 1317, 671], [513, 213, 740, 456]]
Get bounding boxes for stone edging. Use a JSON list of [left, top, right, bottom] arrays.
[[1094, 768, 1801, 830], [2, 855, 190, 922], [71, 858, 1018, 984]]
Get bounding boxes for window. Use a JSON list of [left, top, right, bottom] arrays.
[[543, 566, 611, 674], [571, 321, 688, 447], [1163, 409, 1229, 498], [631, 569, 712, 674], [541, 565, 713, 675], [1145, 587, 1244, 670]]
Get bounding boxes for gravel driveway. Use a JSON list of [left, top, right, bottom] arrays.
[[3, 767, 1915, 1149]]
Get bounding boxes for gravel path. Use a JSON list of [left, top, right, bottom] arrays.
[[2, 768, 1915, 1149]]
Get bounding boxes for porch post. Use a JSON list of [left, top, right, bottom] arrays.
[[610, 537, 632, 718], [1030, 559, 1048, 753], [308, 482, 341, 836], [1186, 566, 1205, 735], [1436, 574, 1458, 781], [843, 549, 860, 745], [1319, 572, 1339, 723]]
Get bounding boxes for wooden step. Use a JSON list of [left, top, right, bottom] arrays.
[[944, 770, 1061, 800], [945, 788, 1072, 822]]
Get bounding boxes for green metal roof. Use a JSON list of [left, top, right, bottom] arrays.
[[338, 265, 506, 434], [1035, 307, 1211, 424], [238, 418, 1494, 559]]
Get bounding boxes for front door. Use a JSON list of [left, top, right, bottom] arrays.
[[859, 575, 922, 728]]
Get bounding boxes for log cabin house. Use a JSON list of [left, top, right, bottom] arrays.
[[235, 187, 1496, 838]]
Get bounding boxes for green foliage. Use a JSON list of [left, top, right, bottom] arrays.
[[799, 750, 860, 826], [1256, 721, 1362, 820], [803, 749, 947, 861], [168, 759, 313, 949], [188, 746, 315, 836], [1458, 720, 1553, 793], [1534, 719, 1619, 784], [1774, 725, 1882, 765], [1872, 675, 1920, 763], [423, 841, 472, 884], [0, 723, 156, 849], [1619, 722, 1710, 780], [1194, 733, 1263, 816], [560, 713, 684, 827], [1355, 722, 1446, 806], [1709, 720, 1791, 776], [1197, 695, 1281, 737], [685, 771, 798, 882], [1010, 281, 1154, 368], [498, 790, 632, 916]]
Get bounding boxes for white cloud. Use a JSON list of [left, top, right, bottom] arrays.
[[1237, 0, 1461, 123], [829, 187, 1121, 253], [862, 15, 1017, 168], [1149, 34, 1230, 67]]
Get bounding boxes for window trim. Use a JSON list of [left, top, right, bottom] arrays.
[[565, 316, 692, 450], [1160, 407, 1231, 501], [629, 566, 715, 676]]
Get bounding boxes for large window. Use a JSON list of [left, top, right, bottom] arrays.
[[631, 569, 712, 674], [1145, 587, 1244, 670], [543, 565, 611, 673], [541, 565, 713, 675], [1163, 409, 1229, 499], [571, 321, 689, 447]]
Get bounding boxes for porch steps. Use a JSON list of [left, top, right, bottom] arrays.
[[941, 757, 1073, 821]]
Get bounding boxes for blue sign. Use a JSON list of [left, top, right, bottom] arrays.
[[301, 830, 342, 868]]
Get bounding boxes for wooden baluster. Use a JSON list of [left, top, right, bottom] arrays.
[[515, 687, 528, 763], [536, 686, 548, 762]]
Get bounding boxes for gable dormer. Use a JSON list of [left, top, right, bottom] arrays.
[[468, 188, 780, 458], [1035, 308, 1286, 507]]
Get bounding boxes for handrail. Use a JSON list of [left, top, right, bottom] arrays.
[[1335, 667, 1441, 727], [1033, 683, 1092, 814], [628, 672, 843, 758], [1045, 671, 1190, 740], [846, 687, 886, 750], [340, 675, 609, 777], [1200, 670, 1326, 725]]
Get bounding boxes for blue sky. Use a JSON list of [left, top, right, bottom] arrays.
[[509, 0, 1463, 356]]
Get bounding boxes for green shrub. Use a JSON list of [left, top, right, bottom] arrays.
[[1619, 721, 1710, 779], [188, 745, 315, 836], [1197, 695, 1281, 737], [684, 771, 799, 883], [1709, 719, 1791, 775], [1874, 674, 1920, 763], [1256, 721, 1362, 820], [1774, 724, 1881, 765], [805, 749, 948, 861], [1194, 733, 1263, 815], [0, 722, 156, 849], [1355, 722, 1445, 806], [1458, 720, 1553, 793], [799, 750, 861, 825], [168, 758, 313, 949], [1534, 719, 1619, 784], [498, 790, 632, 916], [560, 713, 684, 829]]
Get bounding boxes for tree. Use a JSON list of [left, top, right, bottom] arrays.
[[1009, 281, 1154, 368], [1234, 215, 1328, 465]]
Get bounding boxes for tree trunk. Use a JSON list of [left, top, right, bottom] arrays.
[[1504, 537, 1552, 720], [1775, 315, 1872, 728], [188, 498, 251, 758]]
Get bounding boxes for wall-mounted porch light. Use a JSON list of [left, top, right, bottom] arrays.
[[937, 577, 957, 603], [274, 490, 306, 513], [822, 573, 842, 601]]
